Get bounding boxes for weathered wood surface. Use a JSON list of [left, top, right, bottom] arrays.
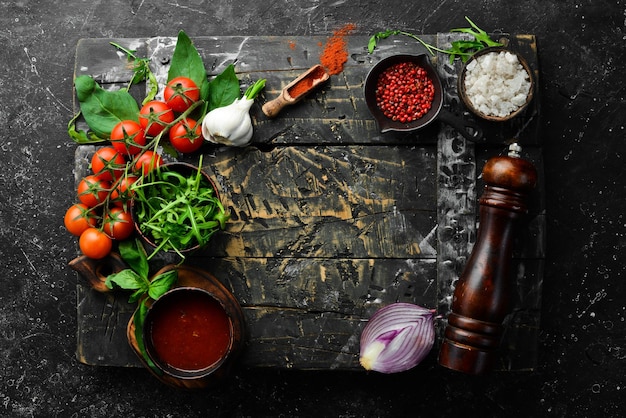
[[73, 34, 543, 371]]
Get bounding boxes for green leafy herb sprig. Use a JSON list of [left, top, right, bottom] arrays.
[[368, 16, 502, 63], [105, 238, 178, 375]]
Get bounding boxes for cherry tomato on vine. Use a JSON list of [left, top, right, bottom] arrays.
[[139, 100, 174, 137], [64, 203, 97, 237], [91, 146, 127, 181], [164, 76, 200, 113], [77, 175, 111, 208], [133, 150, 163, 175], [79, 227, 113, 259], [103, 207, 134, 240], [169, 118, 204, 153], [110, 120, 147, 156], [113, 175, 139, 208]]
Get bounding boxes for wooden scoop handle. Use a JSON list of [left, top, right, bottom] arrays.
[[262, 92, 292, 118]]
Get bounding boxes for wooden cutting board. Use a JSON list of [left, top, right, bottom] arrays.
[[72, 33, 544, 371]]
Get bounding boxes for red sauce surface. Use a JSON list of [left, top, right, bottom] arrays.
[[149, 291, 231, 371]]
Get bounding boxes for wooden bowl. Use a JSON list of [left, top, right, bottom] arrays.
[[458, 47, 534, 122], [128, 265, 245, 389]]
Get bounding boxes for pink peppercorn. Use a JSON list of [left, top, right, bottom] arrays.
[[375, 62, 435, 123]]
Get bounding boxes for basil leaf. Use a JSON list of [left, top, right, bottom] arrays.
[[105, 269, 146, 291], [168, 31, 210, 102], [134, 299, 161, 375], [147, 270, 178, 300], [207, 64, 241, 111], [74, 75, 140, 138], [119, 239, 150, 280]]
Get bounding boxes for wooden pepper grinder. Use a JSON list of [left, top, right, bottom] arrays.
[[438, 142, 537, 374]]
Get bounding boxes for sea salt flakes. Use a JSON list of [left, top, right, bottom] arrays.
[[463, 51, 531, 118]]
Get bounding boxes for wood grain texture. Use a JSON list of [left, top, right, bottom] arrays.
[[72, 34, 543, 371]]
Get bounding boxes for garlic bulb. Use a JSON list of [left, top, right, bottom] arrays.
[[201, 78, 266, 147], [202, 98, 255, 147]]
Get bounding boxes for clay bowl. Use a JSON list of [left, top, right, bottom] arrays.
[[364, 54, 482, 142], [131, 162, 222, 255], [142, 283, 244, 383], [458, 47, 534, 122]]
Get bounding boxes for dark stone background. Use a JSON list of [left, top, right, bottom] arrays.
[[1, 0, 624, 416]]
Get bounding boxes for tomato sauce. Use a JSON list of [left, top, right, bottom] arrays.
[[149, 290, 232, 371]]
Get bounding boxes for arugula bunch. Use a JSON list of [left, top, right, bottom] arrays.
[[105, 239, 178, 374], [368, 16, 502, 63]]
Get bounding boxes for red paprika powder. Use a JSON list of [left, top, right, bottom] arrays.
[[320, 23, 356, 75]]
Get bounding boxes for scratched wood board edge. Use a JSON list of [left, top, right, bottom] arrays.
[[69, 34, 540, 370]]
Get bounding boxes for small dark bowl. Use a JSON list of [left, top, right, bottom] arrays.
[[458, 47, 534, 122], [143, 286, 241, 381], [364, 54, 444, 133], [131, 162, 221, 255]]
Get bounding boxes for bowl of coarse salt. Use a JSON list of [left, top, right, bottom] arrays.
[[458, 47, 534, 122]]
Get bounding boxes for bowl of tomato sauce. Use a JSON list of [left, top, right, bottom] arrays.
[[142, 285, 244, 382]]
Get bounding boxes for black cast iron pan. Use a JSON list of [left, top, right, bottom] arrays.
[[364, 54, 483, 142]]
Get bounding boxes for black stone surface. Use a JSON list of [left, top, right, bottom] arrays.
[[0, 1, 624, 416]]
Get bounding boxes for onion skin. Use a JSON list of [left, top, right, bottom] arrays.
[[359, 303, 435, 373]]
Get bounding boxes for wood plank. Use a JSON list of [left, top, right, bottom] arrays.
[[72, 34, 543, 371]]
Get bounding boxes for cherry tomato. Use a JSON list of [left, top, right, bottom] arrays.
[[164, 76, 200, 113], [110, 120, 147, 156], [77, 175, 111, 208], [79, 227, 113, 259], [113, 175, 139, 208], [103, 207, 134, 240], [133, 150, 163, 175], [139, 100, 174, 137], [169, 118, 204, 154], [64, 203, 97, 237], [91, 147, 127, 181]]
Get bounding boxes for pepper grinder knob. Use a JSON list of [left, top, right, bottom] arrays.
[[438, 143, 537, 374]]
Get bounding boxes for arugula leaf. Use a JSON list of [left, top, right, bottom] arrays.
[[147, 270, 178, 300], [168, 31, 210, 102], [74, 75, 140, 138], [367, 16, 502, 63], [206, 64, 241, 111], [110, 41, 158, 104]]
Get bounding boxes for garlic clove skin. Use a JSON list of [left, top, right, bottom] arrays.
[[202, 98, 255, 147]]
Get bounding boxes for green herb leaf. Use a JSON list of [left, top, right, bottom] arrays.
[[367, 17, 502, 62], [147, 270, 178, 300], [74, 75, 140, 138], [207, 64, 241, 111], [118, 238, 150, 280], [105, 269, 147, 295], [133, 299, 161, 375], [168, 31, 210, 102], [67, 111, 108, 144]]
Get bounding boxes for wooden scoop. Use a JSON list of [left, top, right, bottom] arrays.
[[262, 64, 329, 118]]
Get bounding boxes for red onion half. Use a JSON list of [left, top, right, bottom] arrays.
[[359, 303, 435, 373]]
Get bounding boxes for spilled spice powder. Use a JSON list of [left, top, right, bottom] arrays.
[[320, 23, 356, 75]]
